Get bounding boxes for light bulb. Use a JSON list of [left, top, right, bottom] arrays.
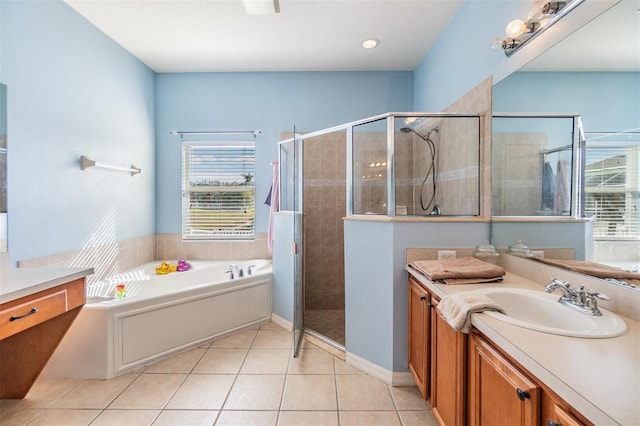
[[505, 19, 527, 38], [490, 36, 505, 52], [528, 0, 547, 19]]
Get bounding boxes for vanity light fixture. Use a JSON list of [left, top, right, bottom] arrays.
[[362, 38, 380, 49], [491, 0, 584, 56]]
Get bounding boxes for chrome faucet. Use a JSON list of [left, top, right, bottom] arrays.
[[226, 264, 243, 279], [544, 278, 611, 316]]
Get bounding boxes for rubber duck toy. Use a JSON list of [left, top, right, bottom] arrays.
[[115, 284, 127, 298], [176, 259, 191, 272], [156, 261, 174, 275]]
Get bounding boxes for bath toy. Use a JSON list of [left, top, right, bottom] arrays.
[[115, 284, 126, 298], [176, 259, 191, 272], [156, 261, 175, 275]]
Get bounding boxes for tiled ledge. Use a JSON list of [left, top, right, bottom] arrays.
[[16, 233, 270, 285]]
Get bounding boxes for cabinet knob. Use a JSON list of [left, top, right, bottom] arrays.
[[547, 421, 562, 426], [419, 296, 426, 301], [516, 388, 531, 401]]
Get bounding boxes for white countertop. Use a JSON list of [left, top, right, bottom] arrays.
[[0, 267, 94, 304], [407, 268, 640, 426]]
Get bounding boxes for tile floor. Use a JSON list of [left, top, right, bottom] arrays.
[[304, 310, 345, 346], [0, 322, 437, 426]]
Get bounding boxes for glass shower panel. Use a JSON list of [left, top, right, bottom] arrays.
[[492, 115, 578, 216], [394, 115, 481, 216], [302, 129, 347, 347], [352, 119, 389, 215], [293, 129, 304, 358]]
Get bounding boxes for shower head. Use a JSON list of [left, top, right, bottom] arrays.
[[400, 125, 439, 141]]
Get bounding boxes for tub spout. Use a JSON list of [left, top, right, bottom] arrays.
[[226, 264, 240, 279]]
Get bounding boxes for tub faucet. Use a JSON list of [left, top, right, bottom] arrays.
[[247, 264, 256, 275], [226, 264, 240, 279], [544, 278, 610, 316]]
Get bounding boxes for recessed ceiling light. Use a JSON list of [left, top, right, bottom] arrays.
[[361, 39, 380, 49]]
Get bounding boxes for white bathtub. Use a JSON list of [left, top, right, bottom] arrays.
[[42, 260, 272, 379]]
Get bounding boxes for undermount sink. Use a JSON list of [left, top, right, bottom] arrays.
[[472, 287, 627, 338]]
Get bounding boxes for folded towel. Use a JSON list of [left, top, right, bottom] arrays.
[[437, 292, 506, 333], [408, 257, 506, 285], [533, 257, 640, 281]]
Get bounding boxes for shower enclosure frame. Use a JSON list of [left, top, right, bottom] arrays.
[[277, 112, 482, 352], [492, 113, 586, 219]]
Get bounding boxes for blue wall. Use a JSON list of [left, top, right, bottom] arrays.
[[155, 72, 413, 234], [344, 220, 489, 372], [1, 1, 156, 263], [494, 71, 640, 132], [413, 0, 522, 111]]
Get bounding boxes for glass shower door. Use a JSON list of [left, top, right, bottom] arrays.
[[293, 128, 305, 357]]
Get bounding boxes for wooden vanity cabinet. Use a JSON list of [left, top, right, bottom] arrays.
[[430, 296, 466, 426], [467, 331, 540, 426], [542, 385, 591, 426], [407, 276, 591, 426], [408, 276, 466, 426], [408, 276, 430, 399], [0, 277, 86, 399]]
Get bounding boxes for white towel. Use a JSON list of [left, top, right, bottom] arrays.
[[437, 291, 505, 333]]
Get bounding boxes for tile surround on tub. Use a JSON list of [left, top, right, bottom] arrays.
[[16, 233, 270, 284]]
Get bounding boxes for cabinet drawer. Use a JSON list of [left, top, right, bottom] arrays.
[[0, 290, 68, 339]]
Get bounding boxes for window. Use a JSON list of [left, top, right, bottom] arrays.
[[584, 143, 639, 241], [182, 141, 255, 240]]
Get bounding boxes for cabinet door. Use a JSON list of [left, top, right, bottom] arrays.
[[408, 277, 430, 399], [542, 391, 589, 426], [468, 332, 540, 426], [431, 298, 466, 426]]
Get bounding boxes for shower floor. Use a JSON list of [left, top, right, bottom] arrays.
[[305, 309, 345, 346]]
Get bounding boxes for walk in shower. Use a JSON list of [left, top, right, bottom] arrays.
[[279, 113, 481, 350]]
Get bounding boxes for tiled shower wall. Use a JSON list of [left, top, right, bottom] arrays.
[[304, 132, 346, 310], [353, 131, 390, 215], [445, 77, 493, 218], [492, 133, 547, 215], [17, 233, 269, 284], [406, 115, 480, 216]]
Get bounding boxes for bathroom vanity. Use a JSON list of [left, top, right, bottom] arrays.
[[407, 266, 639, 425], [0, 267, 92, 398]]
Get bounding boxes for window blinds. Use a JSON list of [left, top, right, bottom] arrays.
[[182, 142, 256, 240], [584, 144, 639, 241]]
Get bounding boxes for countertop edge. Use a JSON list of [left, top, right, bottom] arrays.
[[406, 266, 633, 425], [0, 267, 94, 304]]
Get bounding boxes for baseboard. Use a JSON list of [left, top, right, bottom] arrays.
[[270, 313, 293, 332], [346, 352, 414, 386], [391, 371, 418, 386]]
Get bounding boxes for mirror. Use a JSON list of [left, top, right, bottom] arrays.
[[491, 0, 640, 284], [0, 83, 6, 253]]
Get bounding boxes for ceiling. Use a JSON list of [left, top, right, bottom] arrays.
[[65, 0, 463, 73]]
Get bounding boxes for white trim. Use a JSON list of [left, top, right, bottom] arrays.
[[345, 351, 414, 386], [270, 312, 293, 332]]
